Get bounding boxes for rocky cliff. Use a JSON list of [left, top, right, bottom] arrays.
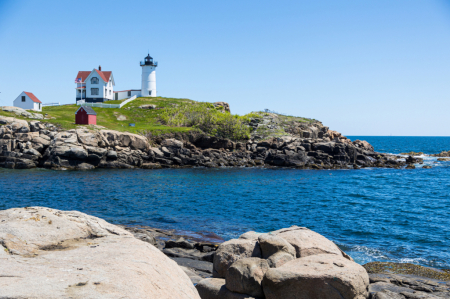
[[0, 114, 406, 170]]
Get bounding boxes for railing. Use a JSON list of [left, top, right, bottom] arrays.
[[43, 102, 60, 106], [140, 61, 158, 67], [77, 95, 137, 109], [119, 95, 137, 108], [79, 102, 121, 108]]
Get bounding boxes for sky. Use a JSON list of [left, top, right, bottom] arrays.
[[1, 0, 450, 136]]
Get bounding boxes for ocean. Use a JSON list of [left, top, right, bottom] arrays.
[[1, 136, 449, 269]]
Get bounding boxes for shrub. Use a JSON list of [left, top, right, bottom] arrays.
[[159, 102, 250, 140]]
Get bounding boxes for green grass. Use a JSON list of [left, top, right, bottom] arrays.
[[103, 99, 125, 104], [0, 98, 317, 140], [38, 97, 195, 134]]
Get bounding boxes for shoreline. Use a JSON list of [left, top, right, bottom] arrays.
[[0, 117, 418, 171]]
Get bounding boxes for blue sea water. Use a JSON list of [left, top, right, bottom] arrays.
[[0, 136, 449, 269]]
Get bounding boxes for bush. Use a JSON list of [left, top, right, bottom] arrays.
[[159, 102, 250, 140]]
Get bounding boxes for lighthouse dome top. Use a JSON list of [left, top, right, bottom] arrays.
[[140, 54, 158, 67]]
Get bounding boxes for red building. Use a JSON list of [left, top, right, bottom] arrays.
[[75, 106, 97, 125]]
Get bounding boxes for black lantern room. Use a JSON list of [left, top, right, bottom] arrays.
[[140, 54, 158, 67]]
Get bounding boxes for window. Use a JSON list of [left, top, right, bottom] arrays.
[[127, 91, 131, 97], [21, 96, 26, 102], [91, 88, 99, 95], [149, 91, 152, 95], [91, 77, 99, 84], [109, 90, 111, 95]]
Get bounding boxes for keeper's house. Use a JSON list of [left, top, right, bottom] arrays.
[[75, 66, 115, 103], [13, 91, 42, 112]]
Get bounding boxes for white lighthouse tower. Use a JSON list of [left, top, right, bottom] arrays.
[[140, 54, 158, 97]]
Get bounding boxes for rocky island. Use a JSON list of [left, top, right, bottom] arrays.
[[0, 98, 411, 170]]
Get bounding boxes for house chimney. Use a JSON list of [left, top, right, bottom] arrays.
[[99, 65, 102, 71]]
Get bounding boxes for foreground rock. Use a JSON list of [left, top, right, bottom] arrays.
[[0, 207, 200, 299], [198, 226, 369, 299], [122, 225, 450, 299]]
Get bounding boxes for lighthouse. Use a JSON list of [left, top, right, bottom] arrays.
[[140, 54, 158, 97]]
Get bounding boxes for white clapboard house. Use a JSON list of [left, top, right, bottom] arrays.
[[13, 91, 42, 111], [75, 66, 115, 103]]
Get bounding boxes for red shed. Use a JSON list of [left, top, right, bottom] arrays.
[[75, 106, 97, 125]]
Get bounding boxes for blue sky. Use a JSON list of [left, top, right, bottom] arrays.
[[1, 0, 450, 136]]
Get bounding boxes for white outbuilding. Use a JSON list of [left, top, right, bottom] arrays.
[[13, 91, 42, 112]]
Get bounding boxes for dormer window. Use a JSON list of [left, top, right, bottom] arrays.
[[91, 77, 99, 84]]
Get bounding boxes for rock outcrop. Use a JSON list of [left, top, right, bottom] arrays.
[[0, 115, 407, 170], [198, 226, 369, 299], [213, 102, 231, 113], [0, 207, 200, 299], [1, 106, 44, 119]]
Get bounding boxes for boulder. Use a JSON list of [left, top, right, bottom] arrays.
[[372, 290, 407, 299], [139, 104, 157, 109], [213, 102, 231, 113], [106, 150, 118, 159], [267, 251, 295, 268], [53, 145, 88, 160], [54, 131, 78, 144], [353, 139, 374, 151], [272, 226, 348, 259], [195, 136, 235, 150], [23, 148, 41, 157], [213, 239, 262, 278], [262, 254, 369, 299], [32, 136, 51, 146], [15, 132, 39, 142], [77, 130, 100, 147], [196, 278, 258, 299], [0, 207, 200, 299], [150, 147, 164, 157], [161, 138, 184, 149], [101, 130, 148, 151], [312, 142, 336, 154], [226, 258, 269, 297], [14, 158, 37, 169], [258, 233, 296, 259], [239, 231, 262, 241], [165, 237, 195, 249]]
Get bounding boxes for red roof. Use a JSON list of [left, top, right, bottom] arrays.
[[76, 71, 91, 83], [24, 92, 41, 103], [75, 69, 112, 83]]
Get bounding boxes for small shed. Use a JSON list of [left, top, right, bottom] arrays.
[[75, 106, 97, 125]]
